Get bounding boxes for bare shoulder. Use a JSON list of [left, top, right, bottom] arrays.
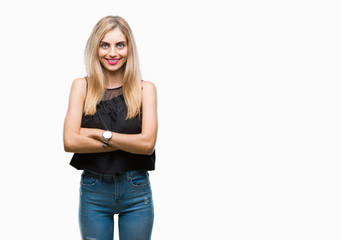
[[142, 80, 156, 92], [69, 77, 87, 101], [72, 77, 87, 89], [71, 77, 87, 93], [142, 81, 157, 109]]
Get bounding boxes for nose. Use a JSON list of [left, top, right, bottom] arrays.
[[108, 46, 117, 57]]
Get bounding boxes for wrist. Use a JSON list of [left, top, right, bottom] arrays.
[[102, 130, 113, 147]]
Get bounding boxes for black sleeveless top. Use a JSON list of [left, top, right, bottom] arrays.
[[70, 86, 155, 174]]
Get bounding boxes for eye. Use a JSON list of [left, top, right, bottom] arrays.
[[100, 43, 109, 48], [117, 42, 126, 49]]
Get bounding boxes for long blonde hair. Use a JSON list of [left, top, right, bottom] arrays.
[[84, 15, 142, 119]]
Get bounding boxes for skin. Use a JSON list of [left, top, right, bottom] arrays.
[[98, 28, 128, 87], [63, 28, 157, 155]]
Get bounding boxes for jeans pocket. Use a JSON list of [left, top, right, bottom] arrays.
[[81, 173, 98, 187], [130, 171, 150, 188]]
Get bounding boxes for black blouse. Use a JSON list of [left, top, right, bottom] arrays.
[[69, 86, 155, 174]]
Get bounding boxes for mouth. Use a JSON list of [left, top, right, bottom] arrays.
[[105, 58, 121, 65]]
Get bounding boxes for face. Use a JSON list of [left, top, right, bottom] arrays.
[[98, 28, 128, 73]]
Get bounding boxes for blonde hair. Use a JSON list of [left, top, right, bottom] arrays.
[[84, 15, 142, 119]]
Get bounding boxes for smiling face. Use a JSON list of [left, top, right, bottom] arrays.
[[98, 28, 128, 73]]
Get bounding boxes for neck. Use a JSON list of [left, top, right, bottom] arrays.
[[105, 69, 124, 88]]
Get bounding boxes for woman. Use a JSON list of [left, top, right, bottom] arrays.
[[63, 16, 157, 240]]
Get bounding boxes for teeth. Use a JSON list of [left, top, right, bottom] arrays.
[[108, 59, 119, 63]]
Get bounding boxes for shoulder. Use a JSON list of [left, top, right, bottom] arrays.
[[142, 80, 156, 91], [72, 77, 87, 89], [70, 77, 87, 99], [141, 80, 157, 105], [71, 77, 87, 92]]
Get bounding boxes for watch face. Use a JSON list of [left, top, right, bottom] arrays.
[[103, 131, 112, 139]]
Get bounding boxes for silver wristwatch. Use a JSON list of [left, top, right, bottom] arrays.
[[102, 130, 112, 147]]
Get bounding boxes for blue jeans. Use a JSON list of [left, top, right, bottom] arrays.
[[79, 169, 154, 240]]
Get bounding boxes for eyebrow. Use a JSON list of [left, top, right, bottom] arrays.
[[100, 41, 127, 45]]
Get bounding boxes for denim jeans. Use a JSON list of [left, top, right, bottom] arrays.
[[79, 169, 154, 240]]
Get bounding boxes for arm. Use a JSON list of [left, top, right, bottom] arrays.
[[63, 78, 118, 153], [82, 81, 158, 155]]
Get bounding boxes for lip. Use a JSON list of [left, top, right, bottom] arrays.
[[105, 58, 121, 65]]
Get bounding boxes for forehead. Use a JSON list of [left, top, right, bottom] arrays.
[[101, 28, 126, 43]]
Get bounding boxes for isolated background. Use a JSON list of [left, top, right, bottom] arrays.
[[0, 0, 340, 239]]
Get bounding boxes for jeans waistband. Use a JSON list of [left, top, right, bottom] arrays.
[[83, 169, 147, 181]]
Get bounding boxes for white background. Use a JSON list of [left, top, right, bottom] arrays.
[[0, 0, 340, 239]]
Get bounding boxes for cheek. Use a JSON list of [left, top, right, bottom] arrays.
[[119, 49, 128, 58], [98, 49, 106, 57]]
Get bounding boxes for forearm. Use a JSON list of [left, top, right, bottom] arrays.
[[87, 128, 155, 155], [64, 133, 118, 153], [110, 132, 155, 155]]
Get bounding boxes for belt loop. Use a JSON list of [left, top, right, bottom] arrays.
[[126, 171, 130, 182], [99, 173, 103, 181]]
